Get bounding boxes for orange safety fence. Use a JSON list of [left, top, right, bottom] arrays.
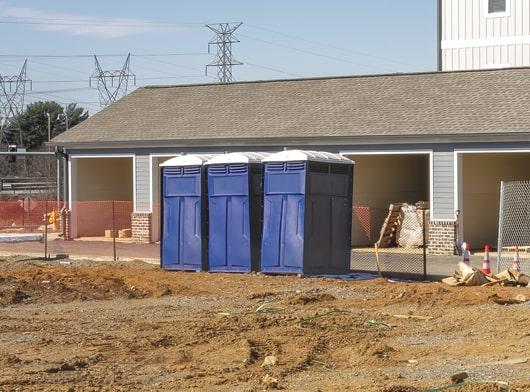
[[72, 201, 133, 238], [0, 200, 61, 232]]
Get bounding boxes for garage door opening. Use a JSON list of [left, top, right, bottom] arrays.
[[69, 156, 134, 239], [344, 153, 430, 248], [460, 152, 530, 249]]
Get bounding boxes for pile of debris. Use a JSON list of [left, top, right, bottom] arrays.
[[443, 262, 530, 287], [376, 202, 429, 249]]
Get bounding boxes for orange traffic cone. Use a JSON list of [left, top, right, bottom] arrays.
[[512, 246, 521, 272], [482, 245, 491, 274], [463, 242, 470, 265]]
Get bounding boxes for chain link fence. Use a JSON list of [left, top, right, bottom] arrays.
[[0, 199, 135, 261], [350, 203, 428, 279], [497, 181, 530, 273]]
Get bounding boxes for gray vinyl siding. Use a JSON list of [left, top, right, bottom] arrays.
[[432, 150, 455, 220], [135, 153, 151, 212]]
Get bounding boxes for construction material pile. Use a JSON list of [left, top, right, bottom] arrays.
[[443, 262, 530, 287], [376, 202, 429, 249]]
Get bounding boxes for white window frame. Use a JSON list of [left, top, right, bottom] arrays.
[[485, 0, 510, 18]]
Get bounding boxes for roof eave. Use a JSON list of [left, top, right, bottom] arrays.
[[51, 132, 530, 151]]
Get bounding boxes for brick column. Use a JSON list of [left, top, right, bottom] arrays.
[[60, 208, 72, 241], [131, 212, 152, 243], [428, 220, 456, 256]]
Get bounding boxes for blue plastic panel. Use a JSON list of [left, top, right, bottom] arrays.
[[165, 176, 200, 197], [261, 194, 305, 273], [210, 175, 248, 196], [161, 167, 204, 271], [266, 173, 305, 194], [208, 166, 254, 272], [208, 196, 252, 272]]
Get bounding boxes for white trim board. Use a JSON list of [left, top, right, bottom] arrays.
[[149, 154, 180, 213], [68, 154, 137, 212], [339, 150, 434, 221], [441, 35, 529, 50]]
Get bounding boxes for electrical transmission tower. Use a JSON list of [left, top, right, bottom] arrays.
[[90, 53, 136, 107], [206, 22, 243, 83], [0, 60, 32, 147]]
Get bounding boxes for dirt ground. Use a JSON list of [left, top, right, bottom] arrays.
[[0, 257, 529, 391]]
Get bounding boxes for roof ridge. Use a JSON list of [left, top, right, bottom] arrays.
[[141, 66, 530, 90]]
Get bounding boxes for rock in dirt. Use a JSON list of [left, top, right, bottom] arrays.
[[46, 359, 88, 373], [450, 371, 469, 383], [261, 374, 279, 389], [261, 355, 278, 367], [490, 294, 529, 305], [293, 293, 336, 305], [11, 290, 31, 304], [383, 387, 419, 392]]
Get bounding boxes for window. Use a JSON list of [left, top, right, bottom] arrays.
[[489, 0, 506, 13]]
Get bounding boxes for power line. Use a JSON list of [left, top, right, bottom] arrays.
[[30, 87, 93, 95], [246, 24, 425, 70], [239, 33, 396, 73], [242, 61, 302, 78], [0, 18, 203, 28], [136, 55, 216, 79], [31, 76, 206, 84], [0, 52, 209, 59]]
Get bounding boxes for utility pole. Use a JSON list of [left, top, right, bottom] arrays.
[[206, 22, 243, 83], [45, 111, 51, 143], [0, 60, 32, 149], [90, 54, 136, 107]]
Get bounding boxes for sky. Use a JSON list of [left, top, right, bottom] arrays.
[[0, 0, 437, 115]]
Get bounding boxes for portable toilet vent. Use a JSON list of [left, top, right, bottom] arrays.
[[205, 152, 270, 273], [160, 154, 216, 271], [260, 150, 354, 275]]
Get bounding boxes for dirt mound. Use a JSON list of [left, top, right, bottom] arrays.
[[0, 258, 529, 391], [0, 260, 204, 306]]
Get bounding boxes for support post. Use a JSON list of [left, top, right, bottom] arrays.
[[112, 200, 117, 262], [422, 208, 427, 280], [44, 199, 48, 260]]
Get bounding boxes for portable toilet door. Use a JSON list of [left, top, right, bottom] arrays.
[[205, 152, 269, 273], [160, 155, 214, 271], [260, 150, 354, 275]]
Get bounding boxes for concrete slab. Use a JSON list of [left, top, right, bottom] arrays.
[[0, 233, 43, 243]]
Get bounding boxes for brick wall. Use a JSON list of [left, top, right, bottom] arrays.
[[429, 220, 456, 256], [131, 212, 152, 243]]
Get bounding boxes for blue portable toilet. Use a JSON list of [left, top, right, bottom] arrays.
[[205, 152, 270, 273], [160, 154, 216, 271], [260, 150, 354, 275]]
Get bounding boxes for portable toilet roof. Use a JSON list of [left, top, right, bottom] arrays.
[[160, 154, 218, 167], [262, 150, 353, 164], [205, 152, 270, 165]]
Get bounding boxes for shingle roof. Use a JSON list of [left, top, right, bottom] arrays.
[[53, 67, 530, 145]]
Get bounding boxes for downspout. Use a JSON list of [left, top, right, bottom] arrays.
[[437, 0, 443, 72]]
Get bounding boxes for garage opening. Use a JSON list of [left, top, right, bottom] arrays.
[[344, 153, 430, 247], [70, 157, 134, 239], [342, 153, 430, 277], [460, 152, 530, 249]]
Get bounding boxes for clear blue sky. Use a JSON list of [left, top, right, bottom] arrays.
[[0, 0, 437, 114]]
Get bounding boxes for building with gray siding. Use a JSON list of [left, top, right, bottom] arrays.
[[52, 67, 530, 255]]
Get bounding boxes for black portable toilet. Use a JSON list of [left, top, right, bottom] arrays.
[[160, 154, 215, 271], [260, 150, 354, 275], [205, 152, 269, 273]]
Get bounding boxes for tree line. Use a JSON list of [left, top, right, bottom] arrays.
[[1, 101, 89, 151]]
